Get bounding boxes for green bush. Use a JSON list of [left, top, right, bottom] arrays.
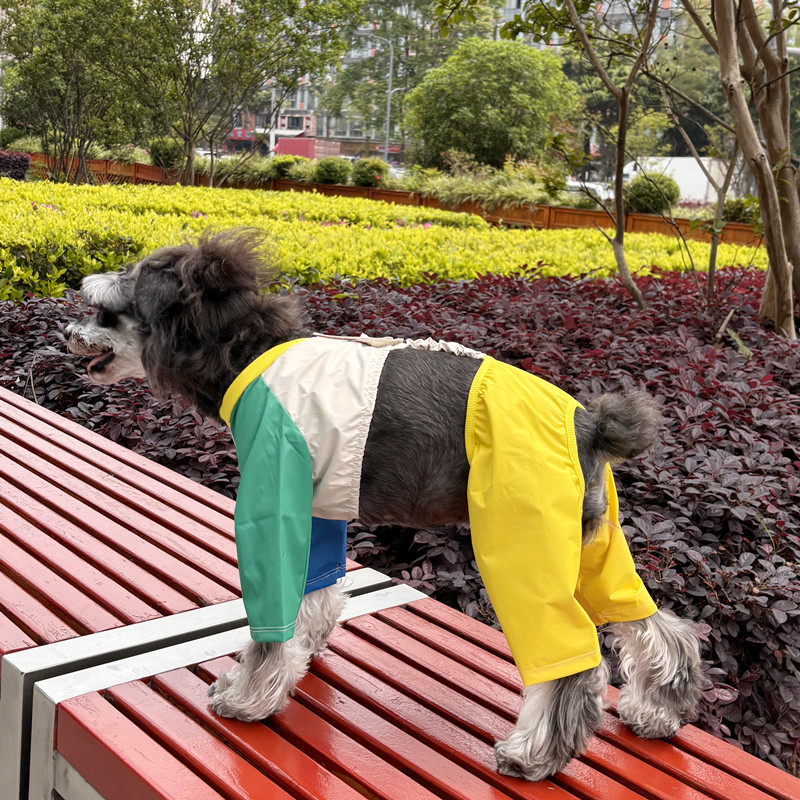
[[623, 172, 680, 214], [149, 137, 184, 170], [5, 134, 44, 154], [105, 144, 151, 165], [723, 195, 760, 224], [271, 154, 308, 180], [0, 127, 24, 150], [352, 158, 388, 187], [287, 158, 315, 182], [313, 156, 352, 185]]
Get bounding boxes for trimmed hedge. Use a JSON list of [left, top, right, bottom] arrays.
[[624, 172, 681, 214], [149, 137, 183, 170], [352, 157, 389, 187], [313, 156, 352, 185], [0, 180, 768, 300], [1, 266, 798, 770]]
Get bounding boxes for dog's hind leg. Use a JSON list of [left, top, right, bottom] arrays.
[[494, 659, 609, 781], [208, 582, 345, 722], [611, 608, 703, 739]]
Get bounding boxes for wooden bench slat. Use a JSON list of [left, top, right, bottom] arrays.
[[344, 614, 522, 720], [1, 389, 358, 586], [0, 412, 233, 557], [310, 649, 631, 800], [0, 412, 236, 549], [334, 625, 713, 800], [376, 605, 522, 691], [605, 687, 800, 800], [0, 399, 235, 536], [106, 680, 295, 800], [265, 669, 517, 800], [0, 606, 39, 654], [56, 693, 229, 800], [408, 596, 513, 661], [152, 664, 394, 800], [0, 502, 161, 625], [328, 626, 511, 741], [0, 567, 79, 649], [196, 657, 443, 800], [0, 387, 235, 517], [0, 477, 197, 616], [580, 735, 720, 800], [0, 455, 239, 603], [0, 529, 123, 636], [0, 572, 78, 655], [0, 433, 238, 568], [339, 609, 779, 800], [376, 603, 761, 799], [596, 713, 779, 800]]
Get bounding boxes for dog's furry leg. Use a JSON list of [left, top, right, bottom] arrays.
[[495, 659, 609, 781], [208, 583, 345, 722], [612, 609, 703, 739]]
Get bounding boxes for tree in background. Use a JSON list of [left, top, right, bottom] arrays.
[[643, 20, 741, 301], [113, 0, 360, 185], [320, 0, 496, 155], [403, 38, 577, 169], [1, 0, 360, 185], [686, 0, 797, 338], [0, 0, 145, 181], [451, 0, 664, 309]]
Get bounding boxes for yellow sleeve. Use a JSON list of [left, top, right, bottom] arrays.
[[574, 464, 658, 626], [466, 359, 603, 686]]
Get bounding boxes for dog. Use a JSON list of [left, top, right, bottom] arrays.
[[66, 230, 703, 781]]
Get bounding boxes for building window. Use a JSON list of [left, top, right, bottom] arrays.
[[286, 116, 303, 130]]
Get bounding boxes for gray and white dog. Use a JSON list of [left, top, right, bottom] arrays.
[[66, 231, 703, 781]]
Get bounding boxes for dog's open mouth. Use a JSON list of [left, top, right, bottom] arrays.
[[87, 350, 116, 373]]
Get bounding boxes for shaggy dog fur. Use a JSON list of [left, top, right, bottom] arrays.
[[66, 230, 703, 781]]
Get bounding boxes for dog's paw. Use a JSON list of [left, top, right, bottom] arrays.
[[207, 670, 234, 700], [207, 669, 291, 722], [617, 683, 688, 739], [494, 733, 569, 782]]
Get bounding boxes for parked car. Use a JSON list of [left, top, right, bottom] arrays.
[[565, 179, 614, 202]]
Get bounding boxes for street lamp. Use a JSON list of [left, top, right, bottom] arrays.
[[355, 31, 394, 163]]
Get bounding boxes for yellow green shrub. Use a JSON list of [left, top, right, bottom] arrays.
[[0, 179, 767, 299]]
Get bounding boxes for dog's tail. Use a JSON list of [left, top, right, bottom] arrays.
[[578, 391, 662, 542], [588, 391, 662, 463]]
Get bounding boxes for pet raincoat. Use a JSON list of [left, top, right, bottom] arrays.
[[220, 336, 657, 684]]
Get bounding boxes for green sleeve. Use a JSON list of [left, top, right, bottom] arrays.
[[230, 378, 313, 642]]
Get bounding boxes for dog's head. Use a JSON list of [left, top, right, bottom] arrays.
[[65, 267, 147, 385], [67, 230, 300, 409]]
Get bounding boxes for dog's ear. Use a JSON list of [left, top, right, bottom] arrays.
[[181, 230, 266, 294], [133, 262, 183, 324]]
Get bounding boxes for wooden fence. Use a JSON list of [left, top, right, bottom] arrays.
[[26, 153, 762, 247]]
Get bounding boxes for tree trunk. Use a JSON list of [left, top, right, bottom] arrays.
[[180, 136, 196, 186], [209, 148, 217, 188], [713, 0, 796, 338], [613, 92, 645, 309], [707, 149, 738, 303]]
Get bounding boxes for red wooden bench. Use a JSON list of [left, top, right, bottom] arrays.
[[0, 387, 388, 799], [3, 387, 800, 800], [28, 595, 800, 800]]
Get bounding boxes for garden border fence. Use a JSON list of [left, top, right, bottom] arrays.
[[25, 153, 761, 247]]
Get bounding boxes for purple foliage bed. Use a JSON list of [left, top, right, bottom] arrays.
[[1, 267, 799, 771]]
